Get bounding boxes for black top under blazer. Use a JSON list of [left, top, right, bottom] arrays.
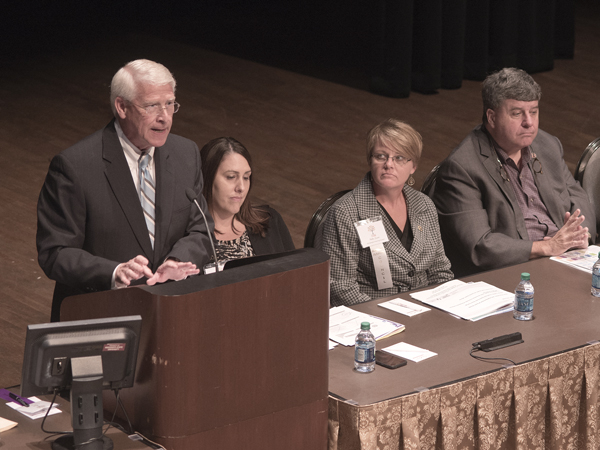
[[248, 206, 295, 255]]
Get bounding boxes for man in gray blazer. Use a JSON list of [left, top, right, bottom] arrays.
[[37, 59, 213, 321], [431, 68, 595, 277]]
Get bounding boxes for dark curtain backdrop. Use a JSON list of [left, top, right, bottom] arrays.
[[370, 0, 575, 98], [5, 1, 575, 98]]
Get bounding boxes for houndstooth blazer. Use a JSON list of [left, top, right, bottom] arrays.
[[320, 173, 453, 307]]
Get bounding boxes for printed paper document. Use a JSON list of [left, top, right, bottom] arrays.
[[550, 245, 600, 273], [329, 306, 405, 346], [378, 298, 430, 317], [410, 279, 513, 321]]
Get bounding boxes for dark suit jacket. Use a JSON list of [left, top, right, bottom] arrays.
[[431, 125, 596, 277], [37, 121, 213, 321], [248, 206, 295, 255], [320, 173, 453, 307]]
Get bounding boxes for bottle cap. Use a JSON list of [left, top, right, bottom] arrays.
[[360, 321, 370, 330], [521, 272, 530, 281]]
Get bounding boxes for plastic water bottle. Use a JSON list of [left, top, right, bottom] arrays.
[[514, 272, 534, 321], [354, 322, 376, 373], [592, 252, 600, 297]]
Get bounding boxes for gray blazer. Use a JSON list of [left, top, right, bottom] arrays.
[[431, 125, 596, 277], [320, 173, 453, 307], [37, 121, 214, 321]]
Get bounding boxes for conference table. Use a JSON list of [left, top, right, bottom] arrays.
[[327, 257, 600, 449]]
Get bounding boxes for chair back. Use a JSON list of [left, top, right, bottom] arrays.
[[421, 164, 440, 197], [575, 137, 600, 237], [304, 190, 351, 248]]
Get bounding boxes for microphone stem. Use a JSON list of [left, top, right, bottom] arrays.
[[193, 198, 220, 272]]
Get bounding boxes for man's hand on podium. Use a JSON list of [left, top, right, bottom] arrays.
[[146, 260, 199, 286]]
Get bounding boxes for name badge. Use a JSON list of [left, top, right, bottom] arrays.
[[354, 216, 393, 290], [354, 216, 389, 248]]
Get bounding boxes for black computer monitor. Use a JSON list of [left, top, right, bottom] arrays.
[[21, 315, 142, 450]]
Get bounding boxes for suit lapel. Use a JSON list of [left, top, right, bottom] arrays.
[[528, 143, 564, 228], [153, 143, 175, 259], [354, 174, 414, 264], [476, 127, 529, 239], [102, 122, 154, 259], [404, 187, 425, 263], [353, 174, 382, 223]]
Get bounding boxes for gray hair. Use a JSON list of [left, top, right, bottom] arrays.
[[482, 68, 541, 123], [110, 59, 176, 116]]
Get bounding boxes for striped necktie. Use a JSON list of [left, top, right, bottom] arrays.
[[138, 152, 156, 249]]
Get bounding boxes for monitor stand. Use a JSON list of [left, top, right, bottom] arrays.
[[52, 356, 113, 450]]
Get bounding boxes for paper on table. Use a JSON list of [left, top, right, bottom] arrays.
[[378, 298, 430, 317], [329, 306, 405, 346], [382, 342, 437, 362], [550, 245, 600, 273], [410, 279, 513, 321], [0, 416, 18, 433], [329, 340, 339, 350], [410, 279, 466, 302], [6, 397, 61, 420]]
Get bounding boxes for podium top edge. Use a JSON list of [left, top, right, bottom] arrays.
[[139, 247, 329, 296]]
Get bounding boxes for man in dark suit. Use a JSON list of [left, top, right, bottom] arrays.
[[431, 68, 595, 277], [37, 59, 213, 321]]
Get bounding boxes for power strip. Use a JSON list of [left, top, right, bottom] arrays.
[[472, 332, 523, 352]]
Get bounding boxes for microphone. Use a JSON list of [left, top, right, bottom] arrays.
[[185, 188, 220, 273]]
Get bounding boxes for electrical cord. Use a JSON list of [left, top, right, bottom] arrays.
[[69, 391, 130, 449], [11, 384, 164, 449], [113, 389, 134, 434], [41, 389, 73, 436], [469, 347, 516, 366], [106, 389, 166, 449], [129, 432, 167, 449], [39, 388, 118, 448]]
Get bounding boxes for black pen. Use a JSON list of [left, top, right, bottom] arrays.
[[9, 392, 29, 407]]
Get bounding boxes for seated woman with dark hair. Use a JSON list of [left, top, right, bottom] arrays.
[[320, 119, 453, 307], [200, 137, 295, 266]]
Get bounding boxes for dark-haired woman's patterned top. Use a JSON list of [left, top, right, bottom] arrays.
[[215, 231, 255, 263]]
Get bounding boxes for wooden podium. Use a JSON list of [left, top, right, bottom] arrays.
[[61, 248, 330, 450]]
